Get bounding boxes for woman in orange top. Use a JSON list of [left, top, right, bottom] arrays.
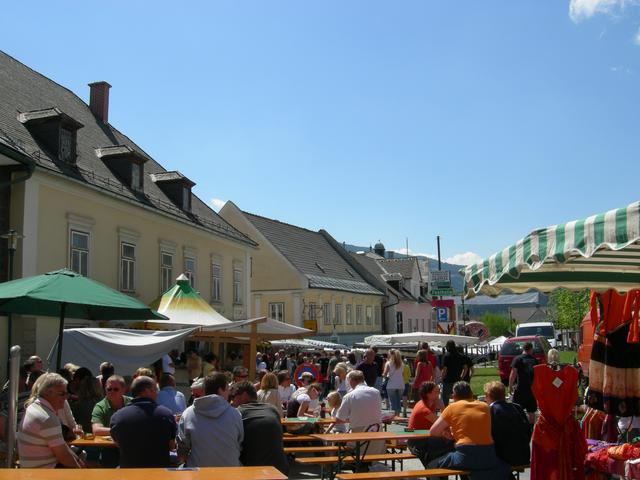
[[428, 381, 510, 480]]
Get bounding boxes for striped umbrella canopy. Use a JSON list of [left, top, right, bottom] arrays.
[[463, 201, 640, 298]]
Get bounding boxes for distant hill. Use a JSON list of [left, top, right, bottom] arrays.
[[342, 243, 465, 293]]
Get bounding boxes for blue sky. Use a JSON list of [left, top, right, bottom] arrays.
[[2, 1, 640, 264]]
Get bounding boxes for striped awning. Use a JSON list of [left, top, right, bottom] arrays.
[[463, 201, 640, 298]]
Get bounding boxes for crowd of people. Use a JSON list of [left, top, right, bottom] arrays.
[[3, 339, 563, 479]]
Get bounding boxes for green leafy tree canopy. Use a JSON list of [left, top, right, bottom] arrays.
[[481, 313, 512, 337], [548, 289, 590, 330]]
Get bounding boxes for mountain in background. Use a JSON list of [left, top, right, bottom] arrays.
[[341, 243, 465, 293]]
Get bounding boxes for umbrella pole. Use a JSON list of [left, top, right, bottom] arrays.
[[56, 303, 67, 371], [248, 322, 257, 381]]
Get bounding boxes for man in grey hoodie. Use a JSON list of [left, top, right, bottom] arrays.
[[177, 372, 244, 467]]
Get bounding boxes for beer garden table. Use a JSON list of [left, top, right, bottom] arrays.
[[0, 467, 287, 480], [70, 435, 117, 449], [311, 430, 429, 472]]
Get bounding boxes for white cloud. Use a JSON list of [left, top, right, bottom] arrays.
[[634, 27, 640, 44], [210, 198, 226, 211], [444, 252, 483, 266], [390, 248, 437, 259], [569, 0, 637, 22]]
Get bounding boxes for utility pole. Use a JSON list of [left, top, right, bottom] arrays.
[[436, 235, 442, 271]]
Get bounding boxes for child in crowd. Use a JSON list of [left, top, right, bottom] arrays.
[[325, 391, 347, 433]]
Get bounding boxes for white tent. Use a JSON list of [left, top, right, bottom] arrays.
[[47, 327, 197, 375], [364, 331, 479, 347], [488, 336, 507, 347], [269, 338, 348, 350]]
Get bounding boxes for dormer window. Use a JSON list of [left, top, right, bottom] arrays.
[[182, 186, 191, 211], [18, 108, 83, 164], [151, 171, 195, 212], [96, 145, 147, 192]]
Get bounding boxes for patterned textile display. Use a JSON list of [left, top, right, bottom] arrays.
[[531, 364, 587, 480], [581, 408, 606, 441], [588, 321, 640, 416]]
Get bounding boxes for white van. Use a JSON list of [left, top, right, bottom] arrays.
[[515, 321, 557, 348]]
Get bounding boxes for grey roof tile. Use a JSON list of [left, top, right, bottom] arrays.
[[0, 51, 255, 247], [243, 212, 383, 296]]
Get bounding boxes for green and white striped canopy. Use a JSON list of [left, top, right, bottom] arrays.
[[463, 201, 640, 298]]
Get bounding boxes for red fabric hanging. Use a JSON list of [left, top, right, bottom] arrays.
[[531, 364, 587, 480]]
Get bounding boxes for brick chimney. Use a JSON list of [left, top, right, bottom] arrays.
[[88, 81, 112, 123]]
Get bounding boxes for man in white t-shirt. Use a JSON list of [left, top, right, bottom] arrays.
[[335, 369, 384, 454], [162, 354, 175, 375]]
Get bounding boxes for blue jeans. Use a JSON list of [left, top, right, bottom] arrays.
[[428, 444, 510, 480], [387, 388, 402, 414]]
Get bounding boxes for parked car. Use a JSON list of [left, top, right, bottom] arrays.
[[498, 335, 551, 384], [515, 321, 558, 348]]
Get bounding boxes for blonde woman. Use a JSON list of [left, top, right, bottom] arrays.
[[257, 372, 282, 416], [333, 362, 350, 397], [383, 349, 405, 415]]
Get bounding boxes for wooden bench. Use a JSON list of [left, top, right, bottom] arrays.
[[282, 434, 318, 442], [295, 452, 415, 468], [284, 446, 340, 454], [335, 468, 470, 479]]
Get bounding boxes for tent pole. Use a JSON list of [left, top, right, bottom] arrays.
[[248, 322, 257, 381], [56, 303, 66, 371]]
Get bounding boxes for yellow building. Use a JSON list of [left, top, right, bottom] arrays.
[[220, 202, 384, 343], [0, 52, 257, 369]]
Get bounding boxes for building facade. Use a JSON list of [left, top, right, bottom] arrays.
[[0, 52, 257, 368], [220, 202, 384, 343]]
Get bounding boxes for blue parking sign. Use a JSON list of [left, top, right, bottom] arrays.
[[436, 307, 448, 322]]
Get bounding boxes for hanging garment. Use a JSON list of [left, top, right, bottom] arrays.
[[588, 321, 640, 416], [531, 364, 587, 480], [581, 408, 606, 441]]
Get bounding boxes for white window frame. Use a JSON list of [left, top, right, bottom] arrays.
[[160, 251, 173, 293], [120, 242, 136, 292], [346, 304, 353, 325], [356, 305, 363, 325], [323, 303, 332, 326], [211, 256, 222, 303], [69, 230, 89, 277], [184, 256, 196, 288], [118, 227, 140, 293], [366, 306, 373, 325], [233, 265, 243, 304], [269, 302, 285, 323], [159, 239, 177, 294], [67, 213, 94, 277], [335, 304, 343, 325], [308, 302, 317, 321]]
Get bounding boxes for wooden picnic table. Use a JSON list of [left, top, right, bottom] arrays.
[[0, 467, 287, 480], [311, 430, 429, 474], [70, 435, 117, 449], [281, 417, 336, 425]]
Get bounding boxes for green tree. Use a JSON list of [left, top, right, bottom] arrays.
[[547, 289, 590, 330], [481, 313, 512, 337]]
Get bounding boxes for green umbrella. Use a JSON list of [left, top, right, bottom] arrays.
[[462, 200, 640, 298], [0, 268, 167, 369]]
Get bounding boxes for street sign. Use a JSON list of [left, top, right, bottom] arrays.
[[436, 307, 448, 322], [431, 288, 454, 296], [429, 271, 451, 285]]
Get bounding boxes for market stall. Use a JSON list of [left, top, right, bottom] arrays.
[[462, 200, 640, 480], [146, 275, 311, 379]]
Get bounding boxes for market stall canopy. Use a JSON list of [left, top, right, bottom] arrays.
[[147, 274, 238, 327], [463, 200, 640, 298], [364, 332, 479, 346], [47, 327, 196, 375], [194, 316, 311, 340], [269, 339, 348, 350], [0, 268, 167, 369]]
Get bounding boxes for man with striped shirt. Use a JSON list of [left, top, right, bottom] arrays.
[[17, 373, 83, 468]]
